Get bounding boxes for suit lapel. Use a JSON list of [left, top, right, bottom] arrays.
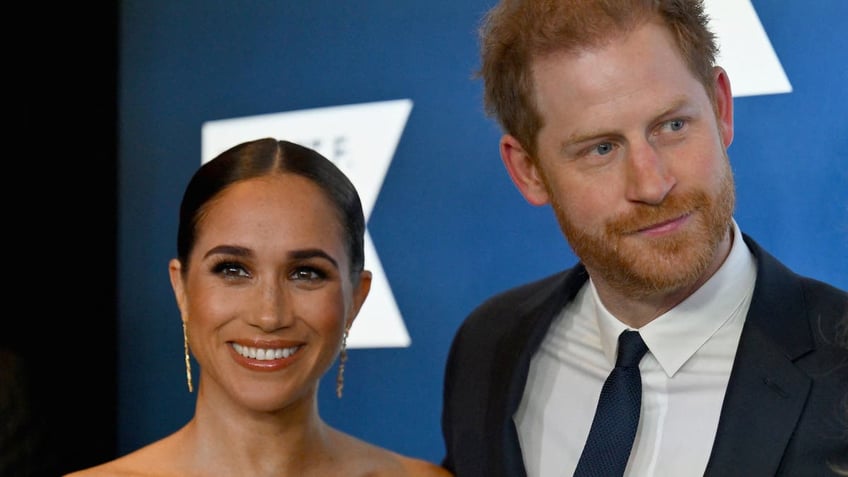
[[484, 236, 814, 475], [488, 266, 590, 476], [705, 236, 814, 475]]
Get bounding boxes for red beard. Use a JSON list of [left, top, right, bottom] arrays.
[[552, 162, 735, 298]]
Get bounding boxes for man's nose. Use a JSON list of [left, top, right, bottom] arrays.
[[624, 140, 676, 204]]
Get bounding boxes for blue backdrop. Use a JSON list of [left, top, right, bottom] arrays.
[[118, 0, 847, 464]]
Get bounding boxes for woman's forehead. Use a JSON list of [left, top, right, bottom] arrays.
[[196, 175, 345, 253]]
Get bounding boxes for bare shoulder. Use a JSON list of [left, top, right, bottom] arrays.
[[62, 454, 151, 477], [396, 454, 454, 476], [333, 430, 452, 476], [62, 434, 179, 477]]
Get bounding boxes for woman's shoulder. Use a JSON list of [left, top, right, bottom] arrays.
[[62, 434, 179, 477], [63, 454, 150, 477], [334, 430, 452, 476], [395, 454, 454, 476], [354, 449, 453, 477]]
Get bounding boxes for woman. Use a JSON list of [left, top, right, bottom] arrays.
[[67, 138, 451, 476]]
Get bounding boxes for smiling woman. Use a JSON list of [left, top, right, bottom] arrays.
[[64, 138, 452, 477]]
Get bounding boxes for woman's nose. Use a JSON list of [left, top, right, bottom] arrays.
[[249, 280, 293, 332]]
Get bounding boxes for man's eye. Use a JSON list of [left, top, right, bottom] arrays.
[[594, 142, 614, 155], [668, 119, 685, 131]]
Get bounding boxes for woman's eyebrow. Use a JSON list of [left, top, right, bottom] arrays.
[[289, 248, 339, 269], [203, 244, 252, 260]]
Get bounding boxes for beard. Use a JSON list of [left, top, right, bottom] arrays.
[[550, 158, 736, 299]]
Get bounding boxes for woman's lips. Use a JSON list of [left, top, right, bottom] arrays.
[[229, 341, 304, 370]]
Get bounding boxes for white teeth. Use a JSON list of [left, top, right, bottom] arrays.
[[231, 343, 299, 360]]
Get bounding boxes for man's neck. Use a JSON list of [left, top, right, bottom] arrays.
[[590, 228, 734, 329]]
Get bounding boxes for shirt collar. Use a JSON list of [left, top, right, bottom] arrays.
[[590, 219, 756, 375]]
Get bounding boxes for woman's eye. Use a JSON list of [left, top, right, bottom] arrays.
[[291, 266, 326, 281], [213, 261, 250, 278]]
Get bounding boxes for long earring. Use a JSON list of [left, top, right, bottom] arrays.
[[336, 328, 349, 399], [183, 320, 193, 393]]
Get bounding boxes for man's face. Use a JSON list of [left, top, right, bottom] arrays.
[[514, 20, 735, 298]]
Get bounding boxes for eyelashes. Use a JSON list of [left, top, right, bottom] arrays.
[[208, 258, 330, 283], [211, 259, 250, 279]]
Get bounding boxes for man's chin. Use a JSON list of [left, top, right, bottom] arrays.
[[586, 239, 715, 298]]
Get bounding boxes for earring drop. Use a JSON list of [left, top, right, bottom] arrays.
[[183, 320, 193, 393], [336, 328, 349, 399]]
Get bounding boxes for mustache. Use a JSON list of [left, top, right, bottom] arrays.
[[605, 190, 710, 235]]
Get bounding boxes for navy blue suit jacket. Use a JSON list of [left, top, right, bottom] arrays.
[[441, 234, 848, 476]]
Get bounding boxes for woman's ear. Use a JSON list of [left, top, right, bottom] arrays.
[[168, 258, 188, 321], [347, 270, 372, 329], [500, 134, 551, 206]]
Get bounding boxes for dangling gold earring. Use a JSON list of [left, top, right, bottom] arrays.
[[182, 320, 193, 393], [336, 327, 349, 399]]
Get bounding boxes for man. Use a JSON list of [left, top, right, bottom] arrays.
[[440, 1, 848, 476]]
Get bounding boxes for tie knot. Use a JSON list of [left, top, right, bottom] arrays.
[[616, 330, 648, 368]]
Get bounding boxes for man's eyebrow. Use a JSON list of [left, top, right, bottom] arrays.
[[653, 96, 690, 119], [561, 96, 691, 148]]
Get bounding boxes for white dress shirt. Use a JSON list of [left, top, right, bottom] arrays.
[[514, 220, 757, 476]]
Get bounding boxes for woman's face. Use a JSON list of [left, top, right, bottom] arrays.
[[169, 174, 370, 413]]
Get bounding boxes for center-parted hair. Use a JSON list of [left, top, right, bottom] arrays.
[[176, 138, 366, 278]]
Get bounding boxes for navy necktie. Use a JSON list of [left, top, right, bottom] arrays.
[[573, 330, 649, 477]]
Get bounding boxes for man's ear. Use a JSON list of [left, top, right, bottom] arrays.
[[500, 134, 550, 206], [712, 66, 734, 148]]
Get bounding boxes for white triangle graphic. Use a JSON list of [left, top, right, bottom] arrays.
[[706, 0, 792, 97], [201, 99, 413, 348]]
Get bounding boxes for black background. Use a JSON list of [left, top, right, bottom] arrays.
[[8, 3, 119, 475]]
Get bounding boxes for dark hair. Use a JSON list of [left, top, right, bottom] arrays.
[[176, 137, 366, 278], [477, 0, 718, 158]]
